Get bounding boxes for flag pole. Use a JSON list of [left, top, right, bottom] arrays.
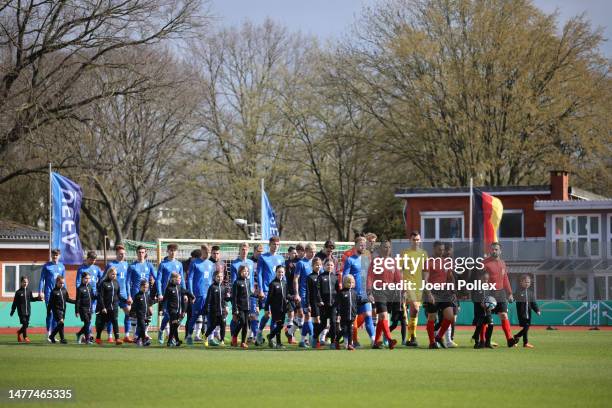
[[260, 178, 264, 241], [469, 177, 473, 240], [48, 162, 52, 261]]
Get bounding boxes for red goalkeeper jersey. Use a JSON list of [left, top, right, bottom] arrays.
[[483, 257, 512, 295]]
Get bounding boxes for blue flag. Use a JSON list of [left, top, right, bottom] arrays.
[[261, 189, 279, 240], [51, 172, 83, 265]]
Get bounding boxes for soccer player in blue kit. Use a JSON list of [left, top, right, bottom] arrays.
[[105, 245, 131, 342], [156, 243, 185, 344], [343, 236, 376, 347], [186, 245, 214, 345], [76, 250, 104, 341], [230, 243, 256, 340], [255, 236, 284, 346], [293, 242, 317, 347], [126, 245, 156, 341], [39, 249, 66, 341]]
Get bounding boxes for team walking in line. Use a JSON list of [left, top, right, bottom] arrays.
[[10, 233, 539, 350]]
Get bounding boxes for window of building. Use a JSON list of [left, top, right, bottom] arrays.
[[420, 212, 464, 240], [2, 264, 42, 296], [608, 215, 612, 258], [552, 215, 600, 258], [499, 210, 523, 239]]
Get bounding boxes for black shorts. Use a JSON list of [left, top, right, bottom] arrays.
[[423, 302, 454, 314], [310, 305, 320, 318], [271, 311, 286, 323], [374, 302, 388, 313], [286, 299, 296, 313], [388, 302, 404, 314], [492, 302, 508, 314]]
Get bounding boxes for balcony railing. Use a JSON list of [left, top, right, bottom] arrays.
[[391, 238, 547, 262]]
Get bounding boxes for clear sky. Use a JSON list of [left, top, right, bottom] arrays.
[[209, 0, 611, 56]]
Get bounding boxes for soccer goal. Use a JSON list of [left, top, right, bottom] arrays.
[[122, 238, 354, 267]]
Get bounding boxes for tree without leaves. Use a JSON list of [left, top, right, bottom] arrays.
[[0, 0, 205, 183]]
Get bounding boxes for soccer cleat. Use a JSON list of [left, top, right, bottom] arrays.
[[298, 340, 307, 348], [135, 339, 143, 347], [334, 341, 341, 350], [231, 336, 238, 347], [429, 342, 440, 349], [353, 341, 361, 349], [17, 332, 22, 343], [256, 332, 264, 346], [107, 337, 114, 344], [95, 338, 103, 345], [484, 342, 494, 349], [76, 334, 82, 344], [406, 337, 418, 347], [371, 342, 383, 349], [176, 340, 183, 347], [491, 341, 499, 348], [347, 344, 355, 351], [275, 343, 286, 349], [388, 339, 398, 350], [445, 340, 458, 348], [166, 341, 174, 347], [218, 341, 225, 347], [315, 341, 324, 350], [267, 334, 274, 348], [240, 342, 249, 349], [209, 338, 220, 347], [474, 341, 483, 349], [523, 343, 535, 349], [123, 336, 133, 343], [115, 339, 123, 345], [49, 336, 57, 344], [382, 338, 389, 347], [507, 338, 518, 348], [203, 339, 209, 347], [287, 336, 296, 345], [60, 339, 67, 344], [24, 337, 31, 344], [435, 337, 446, 349], [143, 339, 151, 347], [47, 335, 52, 343], [186, 336, 193, 345], [157, 331, 164, 345], [247, 336, 254, 344]]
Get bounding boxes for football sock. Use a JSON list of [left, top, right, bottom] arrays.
[[426, 320, 435, 344], [364, 315, 375, 340], [258, 315, 269, 332], [400, 317, 407, 343], [250, 319, 259, 338], [436, 318, 452, 339], [408, 316, 418, 338], [479, 324, 486, 342], [486, 324, 494, 343], [501, 318, 513, 340], [124, 315, 130, 335]]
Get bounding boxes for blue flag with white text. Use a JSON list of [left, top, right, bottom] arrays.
[[261, 189, 279, 240], [51, 172, 83, 265]]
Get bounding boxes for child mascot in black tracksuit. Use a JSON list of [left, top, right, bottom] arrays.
[[75, 272, 94, 344], [513, 274, 541, 348], [265, 265, 290, 349], [10, 276, 41, 343], [163, 272, 189, 347], [231, 264, 254, 348], [47, 276, 75, 343], [205, 269, 228, 346], [132, 280, 153, 346], [472, 271, 494, 349], [314, 259, 339, 349], [96, 267, 126, 345], [336, 274, 359, 351]]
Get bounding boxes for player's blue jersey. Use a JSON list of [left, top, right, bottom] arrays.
[[257, 252, 284, 293], [188, 258, 214, 298], [38, 262, 66, 299], [343, 254, 366, 297], [76, 263, 103, 297], [296, 257, 314, 296], [106, 260, 129, 298], [126, 261, 156, 298], [157, 257, 185, 297], [230, 257, 255, 285]]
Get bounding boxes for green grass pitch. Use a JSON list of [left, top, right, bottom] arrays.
[[0, 330, 610, 407]]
